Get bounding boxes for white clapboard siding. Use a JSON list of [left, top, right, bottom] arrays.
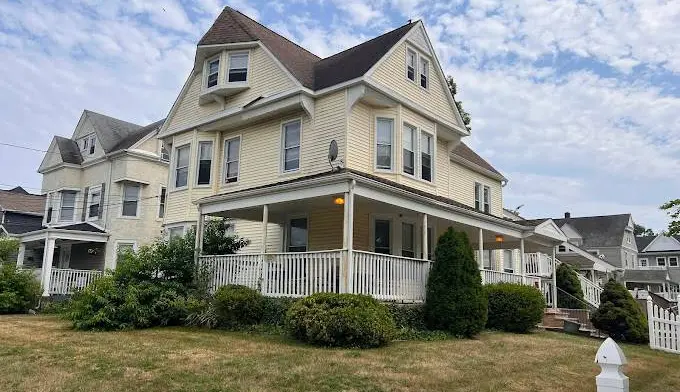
[[351, 250, 430, 303], [647, 297, 680, 354], [49, 268, 104, 295]]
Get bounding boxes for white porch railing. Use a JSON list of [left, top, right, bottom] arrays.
[[524, 253, 554, 277], [542, 280, 555, 307], [200, 253, 262, 292], [578, 273, 603, 307], [351, 251, 430, 302], [49, 268, 104, 295], [481, 269, 524, 285], [264, 250, 344, 297]]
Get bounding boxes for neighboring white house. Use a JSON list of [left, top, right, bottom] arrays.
[[16, 110, 169, 296]]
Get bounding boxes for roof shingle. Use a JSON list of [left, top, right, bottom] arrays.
[[0, 189, 45, 214]]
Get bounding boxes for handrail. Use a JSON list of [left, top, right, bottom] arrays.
[[353, 250, 430, 262]]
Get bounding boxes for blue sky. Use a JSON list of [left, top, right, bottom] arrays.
[[0, 0, 678, 231]]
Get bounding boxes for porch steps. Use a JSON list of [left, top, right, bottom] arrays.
[[540, 308, 603, 338]]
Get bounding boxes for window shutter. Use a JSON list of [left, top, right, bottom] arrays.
[[98, 183, 106, 218], [81, 187, 89, 222]]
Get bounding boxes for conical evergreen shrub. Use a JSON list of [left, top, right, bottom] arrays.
[[556, 263, 585, 309], [424, 227, 487, 337], [590, 279, 648, 343]]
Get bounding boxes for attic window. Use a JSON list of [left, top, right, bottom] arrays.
[[420, 58, 429, 89], [228, 53, 249, 82], [406, 49, 417, 81], [88, 135, 95, 154], [206, 57, 220, 88]]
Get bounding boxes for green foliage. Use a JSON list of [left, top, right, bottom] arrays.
[[425, 228, 487, 337], [556, 263, 585, 309], [591, 279, 648, 343], [202, 218, 250, 255], [0, 263, 40, 314], [446, 76, 471, 132], [0, 237, 19, 263], [286, 293, 396, 348], [660, 199, 680, 236], [633, 223, 655, 237], [261, 297, 298, 326], [485, 283, 545, 333], [385, 303, 427, 331], [213, 285, 264, 328], [184, 297, 219, 329]]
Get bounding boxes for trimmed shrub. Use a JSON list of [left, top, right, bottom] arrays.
[[286, 293, 396, 348], [261, 297, 298, 326], [591, 279, 648, 343], [185, 297, 218, 329], [0, 263, 40, 314], [385, 303, 427, 331], [213, 285, 264, 328], [0, 238, 19, 263], [556, 263, 585, 309], [425, 228, 487, 337], [485, 283, 545, 333]]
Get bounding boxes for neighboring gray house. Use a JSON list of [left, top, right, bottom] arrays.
[[622, 235, 680, 301], [0, 187, 45, 264]]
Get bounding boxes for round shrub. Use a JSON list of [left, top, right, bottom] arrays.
[[286, 293, 396, 348], [0, 264, 40, 314], [485, 283, 545, 333], [213, 285, 264, 328], [591, 279, 648, 343]]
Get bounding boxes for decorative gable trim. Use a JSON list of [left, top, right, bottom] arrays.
[[534, 219, 568, 242], [38, 138, 62, 173]]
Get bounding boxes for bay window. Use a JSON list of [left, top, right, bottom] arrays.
[[228, 52, 249, 82], [87, 187, 101, 220], [206, 57, 219, 88]]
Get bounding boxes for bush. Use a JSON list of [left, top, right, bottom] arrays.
[[202, 218, 250, 255], [261, 297, 298, 326], [591, 279, 648, 343], [556, 263, 585, 309], [385, 303, 427, 331], [425, 228, 487, 337], [0, 263, 40, 314], [485, 283, 545, 333], [286, 293, 396, 348], [185, 297, 218, 329], [0, 238, 19, 263], [213, 285, 264, 328]]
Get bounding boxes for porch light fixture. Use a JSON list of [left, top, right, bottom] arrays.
[[334, 197, 345, 205], [495, 235, 504, 243]]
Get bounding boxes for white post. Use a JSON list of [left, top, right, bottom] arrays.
[[341, 191, 350, 293], [422, 213, 428, 260], [478, 228, 484, 269], [261, 204, 269, 253], [194, 211, 204, 262], [646, 296, 655, 350], [41, 236, 56, 297], [552, 246, 558, 309], [260, 204, 269, 295], [595, 338, 629, 392], [520, 238, 526, 285], [346, 181, 355, 293], [16, 243, 25, 267]]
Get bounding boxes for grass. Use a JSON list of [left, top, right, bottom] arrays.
[[1, 316, 679, 392]]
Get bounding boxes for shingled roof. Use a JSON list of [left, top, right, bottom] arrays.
[[84, 110, 143, 153], [54, 136, 82, 164], [0, 188, 45, 214], [452, 143, 504, 178], [635, 236, 656, 252], [109, 118, 165, 152]]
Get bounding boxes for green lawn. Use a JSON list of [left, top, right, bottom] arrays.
[[0, 315, 678, 392]]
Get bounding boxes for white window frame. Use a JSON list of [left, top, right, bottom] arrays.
[[639, 258, 648, 267], [657, 257, 667, 267], [158, 186, 167, 219], [670, 257, 678, 267], [159, 140, 170, 162], [475, 182, 490, 212], [223, 136, 241, 184], [420, 130, 434, 183], [88, 134, 96, 155], [406, 48, 417, 83], [195, 141, 213, 187], [281, 119, 301, 173], [227, 51, 250, 83], [173, 144, 191, 190], [503, 249, 514, 273], [375, 117, 395, 172], [120, 183, 141, 218], [420, 57, 429, 89], [204, 54, 220, 89], [44, 191, 55, 225], [115, 240, 138, 263], [285, 214, 309, 252], [166, 225, 187, 240], [59, 190, 78, 223], [86, 185, 102, 221], [402, 123, 417, 177]]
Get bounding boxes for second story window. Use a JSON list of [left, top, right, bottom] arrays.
[[640, 258, 648, 267], [657, 257, 666, 267], [228, 53, 249, 82], [224, 137, 240, 183], [174, 144, 190, 188], [158, 187, 166, 219], [196, 141, 213, 186], [475, 182, 490, 213], [59, 191, 77, 222], [670, 257, 678, 267], [406, 49, 417, 81], [87, 187, 101, 220], [282, 120, 301, 172], [122, 184, 140, 217], [421, 132, 433, 182], [420, 58, 429, 88], [402, 124, 416, 175], [206, 57, 219, 88], [376, 118, 394, 170]]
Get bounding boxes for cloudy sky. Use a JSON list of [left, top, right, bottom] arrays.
[[0, 0, 678, 230]]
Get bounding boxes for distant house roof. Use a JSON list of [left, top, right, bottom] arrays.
[[523, 214, 631, 248], [622, 269, 675, 284], [55, 223, 106, 233], [84, 110, 144, 153], [0, 188, 45, 214], [635, 236, 656, 252], [452, 143, 504, 178]]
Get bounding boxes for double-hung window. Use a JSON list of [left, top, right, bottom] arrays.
[[87, 188, 101, 220], [475, 183, 490, 213], [45, 193, 54, 224], [167, 226, 184, 239], [158, 187, 167, 218], [224, 137, 240, 183], [504, 249, 514, 273], [59, 191, 77, 222], [88, 135, 96, 155], [406, 49, 417, 81], [670, 257, 679, 267], [421, 132, 433, 181], [122, 184, 140, 217], [174, 145, 190, 188], [374, 219, 391, 254], [657, 257, 666, 267], [420, 58, 429, 88], [196, 141, 213, 185], [402, 124, 416, 175], [228, 53, 248, 82], [287, 217, 308, 252], [401, 222, 415, 258], [376, 118, 393, 170], [639, 258, 648, 267], [206, 57, 219, 88], [282, 120, 301, 172]]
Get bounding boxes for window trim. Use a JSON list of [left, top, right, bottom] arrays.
[[166, 224, 188, 240], [172, 143, 191, 190], [86, 185, 102, 221], [475, 182, 490, 213], [227, 51, 250, 83], [285, 214, 309, 252], [401, 221, 416, 258], [158, 185, 167, 220], [58, 190, 78, 223], [204, 54, 221, 89], [195, 140, 213, 187], [280, 119, 302, 173], [670, 257, 679, 267], [115, 240, 138, 263], [402, 123, 417, 177], [120, 183, 141, 218], [420, 57, 429, 89], [639, 258, 648, 267], [88, 134, 96, 155], [223, 135, 242, 184], [374, 116, 395, 172], [419, 129, 434, 183], [405, 48, 417, 83], [370, 214, 394, 255], [657, 257, 667, 267]]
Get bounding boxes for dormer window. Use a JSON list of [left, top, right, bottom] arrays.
[[206, 57, 220, 88], [406, 49, 417, 81], [228, 53, 249, 82], [420, 58, 429, 89]]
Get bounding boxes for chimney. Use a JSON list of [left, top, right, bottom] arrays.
[[565, 212, 571, 219]]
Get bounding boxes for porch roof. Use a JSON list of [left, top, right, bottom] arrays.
[[16, 222, 109, 243], [622, 269, 675, 284]]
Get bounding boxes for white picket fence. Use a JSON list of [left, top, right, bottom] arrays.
[[49, 268, 105, 295], [647, 297, 680, 354], [264, 251, 343, 297]]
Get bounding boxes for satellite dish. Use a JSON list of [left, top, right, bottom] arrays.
[[328, 140, 339, 171]]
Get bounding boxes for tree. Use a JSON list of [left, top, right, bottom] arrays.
[[556, 263, 585, 309], [0, 238, 19, 264], [590, 279, 648, 343], [445, 76, 471, 132], [425, 228, 487, 337], [660, 199, 680, 236], [201, 218, 250, 255], [633, 223, 655, 237]]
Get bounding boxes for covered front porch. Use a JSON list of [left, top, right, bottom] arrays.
[[16, 224, 108, 296], [196, 170, 566, 303]]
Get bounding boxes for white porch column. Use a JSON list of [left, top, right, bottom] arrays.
[[260, 204, 270, 296], [520, 238, 526, 285], [343, 181, 355, 293], [41, 236, 56, 297], [194, 211, 204, 262], [261, 204, 269, 253], [552, 246, 558, 309], [478, 228, 484, 270], [16, 243, 25, 267], [422, 213, 428, 260]]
